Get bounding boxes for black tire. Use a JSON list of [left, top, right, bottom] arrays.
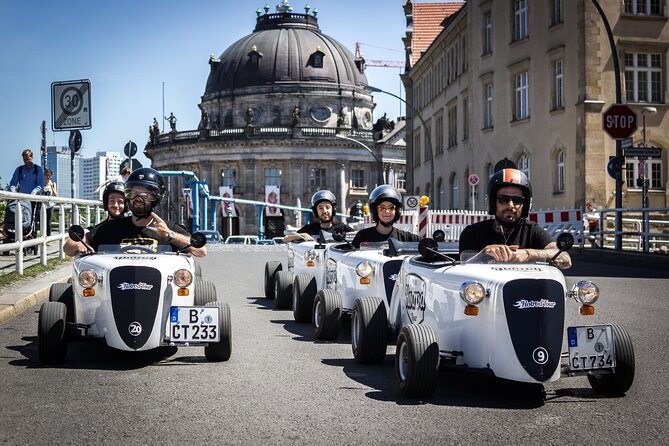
[[194, 280, 217, 306], [292, 274, 317, 323], [38, 302, 67, 365], [587, 323, 635, 396], [352, 296, 388, 363], [313, 289, 342, 340], [395, 324, 439, 398], [194, 263, 202, 278], [264, 261, 282, 299], [274, 271, 294, 310], [49, 283, 74, 323], [204, 301, 232, 362]]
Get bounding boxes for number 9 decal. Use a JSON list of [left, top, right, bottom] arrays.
[[532, 347, 549, 365]]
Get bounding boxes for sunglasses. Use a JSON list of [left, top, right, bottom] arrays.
[[497, 194, 525, 205], [126, 191, 156, 201], [377, 204, 396, 212]]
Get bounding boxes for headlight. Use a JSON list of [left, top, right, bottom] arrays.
[[173, 269, 193, 287], [78, 270, 98, 287], [355, 261, 374, 278], [570, 281, 599, 305], [459, 281, 486, 305], [304, 250, 317, 262]]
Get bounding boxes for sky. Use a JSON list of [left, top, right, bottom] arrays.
[[0, 0, 423, 186]]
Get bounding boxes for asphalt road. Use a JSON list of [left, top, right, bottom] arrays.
[[0, 246, 667, 445]]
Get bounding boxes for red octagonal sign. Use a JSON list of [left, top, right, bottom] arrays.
[[602, 104, 637, 140]]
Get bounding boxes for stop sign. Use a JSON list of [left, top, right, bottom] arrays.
[[602, 104, 637, 139]]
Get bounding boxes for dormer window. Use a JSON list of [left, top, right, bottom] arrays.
[[310, 46, 325, 68], [248, 45, 263, 66]]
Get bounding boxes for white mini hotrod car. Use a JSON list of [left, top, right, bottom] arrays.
[[37, 226, 232, 364], [360, 233, 635, 398]]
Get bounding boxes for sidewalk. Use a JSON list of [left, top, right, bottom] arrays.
[[0, 262, 71, 325]]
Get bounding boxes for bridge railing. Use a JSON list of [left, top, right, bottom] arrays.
[[588, 207, 669, 253]]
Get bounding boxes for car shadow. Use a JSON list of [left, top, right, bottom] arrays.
[[566, 258, 669, 279], [269, 316, 355, 346], [7, 335, 187, 371], [247, 296, 274, 310], [322, 356, 548, 409]]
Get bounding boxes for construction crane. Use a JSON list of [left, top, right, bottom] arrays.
[[355, 42, 404, 70]]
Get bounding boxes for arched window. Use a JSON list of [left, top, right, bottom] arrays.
[[438, 177, 445, 210], [518, 153, 530, 179], [450, 173, 459, 209], [556, 150, 565, 193], [464, 168, 470, 210]]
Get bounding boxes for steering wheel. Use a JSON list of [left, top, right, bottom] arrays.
[[119, 245, 156, 254]]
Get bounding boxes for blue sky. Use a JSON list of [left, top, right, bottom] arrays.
[[0, 0, 420, 186]]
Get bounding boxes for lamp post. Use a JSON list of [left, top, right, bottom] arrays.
[[335, 133, 384, 187], [365, 85, 435, 202], [641, 106, 657, 252]]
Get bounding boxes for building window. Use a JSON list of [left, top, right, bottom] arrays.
[[450, 173, 459, 209], [485, 162, 494, 193], [626, 158, 664, 189], [553, 59, 564, 110], [460, 34, 467, 73], [625, 52, 663, 103], [513, 0, 528, 42], [436, 115, 444, 155], [448, 105, 458, 147], [351, 169, 365, 188], [424, 123, 432, 162], [438, 178, 445, 210], [483, 12, 493, 54], [264, 168, 281, 187], [309, 168, 326, 190], [310, 49, 325, 68], [551, 0, 563, 25], [220, 168, 236, 187], [518, 154, 531, 180], [484, 83, 494, 128], [515, 71, 529, 120], [462, 97, 469, 140], [624, 0, 663, 15], [395, 171, 406, 191], [556, 151, 565, 193], [248, 45, 263, 66], [414, 131, 421, 166]]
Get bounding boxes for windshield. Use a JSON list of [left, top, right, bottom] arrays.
[[359, 241, 388, 251], [98, 244, 173, 254]]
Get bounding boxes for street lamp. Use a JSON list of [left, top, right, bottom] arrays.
[[365, 85, 435, 202], [641, 107, 657, 207], [335, 133, 384, 187]]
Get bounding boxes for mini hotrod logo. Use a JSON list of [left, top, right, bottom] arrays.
[[404, 274, 427, 323], [117, 282, 154, 291], [513, 299, 557, 309]]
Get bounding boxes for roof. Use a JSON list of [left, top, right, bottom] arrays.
[[411, 2, 465, 65]]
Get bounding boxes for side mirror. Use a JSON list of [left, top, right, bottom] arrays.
[[418, 238, 438, 260], [556, 232, 574, 252], [432, 229, 445, 243], [332, 226, 346, 242], [190, 232, 207, 248], [69, 225, 85, 242]]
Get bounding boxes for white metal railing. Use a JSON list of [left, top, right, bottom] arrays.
[[0, 191, 104, 274], [587, 207, 669, 253]]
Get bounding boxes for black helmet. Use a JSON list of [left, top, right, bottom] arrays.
[[368, 184, 402, 223], [311, 190, 337, 217], [102, 181, 126, 212], [125, 168, 166, 216], [486, 168, 532, 218]]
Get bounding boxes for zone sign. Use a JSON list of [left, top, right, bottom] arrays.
[[602, 104, 637, 140], [51, 79, 92, 131]]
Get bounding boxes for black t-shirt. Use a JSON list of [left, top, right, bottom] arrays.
[[297, 222, 354, 236], [89, 216, 189, 252], [351, 226, 419, 248], [458, 218, 553, 253]]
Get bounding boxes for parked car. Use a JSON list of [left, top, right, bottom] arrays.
[[257, 239, 277, 245], [200, 230, 222, 244], [225, 235, 258, 245], [272, 237, 286, 245]]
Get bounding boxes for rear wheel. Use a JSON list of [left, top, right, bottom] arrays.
[[292, 274, 317, 323], [194, 280, 217, 306], [274, 271, 294, 310], [352, 296, 388, 363], [396, 324, 439, 398], [49, 283, 74, 323], [38, 302, 67, 365], [204, 301, 232, 362], [587, 323, 635, 396], [264, 261, 282, 299], [313, 289, 342, 340]]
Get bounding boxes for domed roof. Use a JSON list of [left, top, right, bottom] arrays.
[[204, 6, 368, 98]]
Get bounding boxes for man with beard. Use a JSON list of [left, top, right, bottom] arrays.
[[284, 190, 354, 242], [458, 167, 571, 268], [351, 185, 419, 249], [87, 168, 206, 257]]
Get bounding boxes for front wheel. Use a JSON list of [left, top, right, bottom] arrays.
[[292, 274, 316, 323], [49, 283, 74, 323], [395, 324, 439, 398], [38, 302, 68, 365], [313, 289, 342, 340], [352, 296, 388, 364], [587, 323, 635, 396], [274, 271, 294, 310], [204, 301, 232, 362]]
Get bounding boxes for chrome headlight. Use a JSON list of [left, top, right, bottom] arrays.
[[355, 261, 374, 278], [304, 250, 317, 262], [570, 281, 599, 305], [459, 281, 486, 305], [78, 270, 98, 287], [173, 269, 193, 287]]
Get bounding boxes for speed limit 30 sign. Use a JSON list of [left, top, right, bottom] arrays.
[[51, 79, 92, 131]]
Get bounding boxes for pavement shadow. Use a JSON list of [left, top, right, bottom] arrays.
[[322, 356, 546, 409], [567, 257, 669, 279]]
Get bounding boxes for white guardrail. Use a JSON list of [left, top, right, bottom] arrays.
[[0, 191, 103, 274]]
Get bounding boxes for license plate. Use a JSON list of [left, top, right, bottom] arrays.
[[567, 325, 615, 371], [169, 306, 219, 343]]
